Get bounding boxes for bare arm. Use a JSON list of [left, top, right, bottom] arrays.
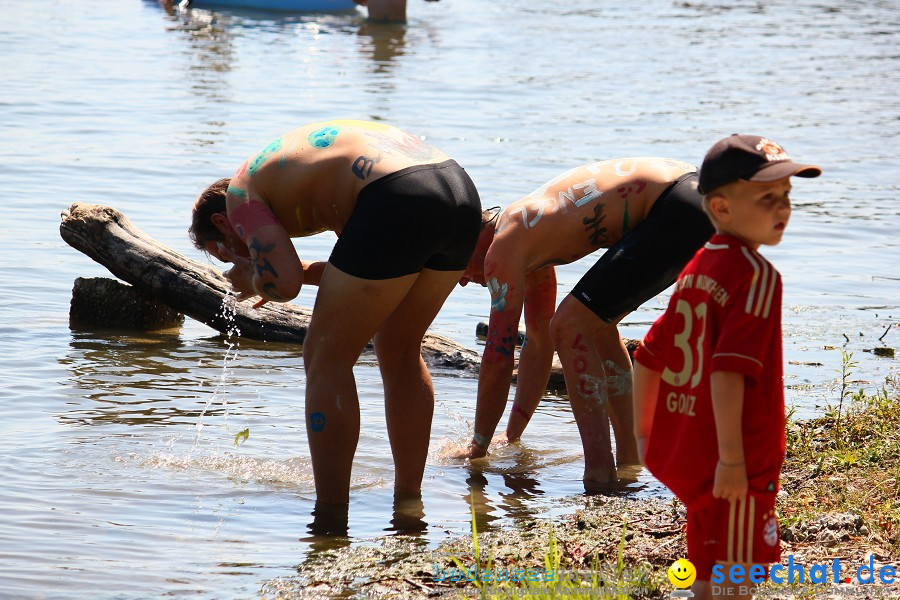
[[504, 267, 557, 443], [301, 260, 327, 287], [631, 359, 661, 465], [224, 186, 302, 304], [450, 246, 526, 459], [711, 370, 747, 502]]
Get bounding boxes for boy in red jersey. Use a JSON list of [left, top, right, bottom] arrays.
[[632, 135, 821, 600]]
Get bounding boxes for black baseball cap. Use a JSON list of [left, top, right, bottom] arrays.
[[698, 134, 822, 194]]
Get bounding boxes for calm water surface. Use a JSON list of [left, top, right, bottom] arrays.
[[1, 0, 897, 597]]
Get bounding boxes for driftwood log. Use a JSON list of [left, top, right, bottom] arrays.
[[59, 203, 636, 389], [70, 276, 184, 330]]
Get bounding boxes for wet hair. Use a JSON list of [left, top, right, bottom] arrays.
[[189, 177, 230, 250]]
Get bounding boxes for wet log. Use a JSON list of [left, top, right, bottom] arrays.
[[71, 276, 184, 330], [59, 203, 480, 374]]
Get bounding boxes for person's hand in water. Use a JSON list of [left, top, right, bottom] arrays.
[[219, 243, 268, 309]]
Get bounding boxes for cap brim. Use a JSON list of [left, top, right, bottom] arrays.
[[750, 161, 822, 182]]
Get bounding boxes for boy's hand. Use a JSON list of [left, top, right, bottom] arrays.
[[713, 460, 748, 502]]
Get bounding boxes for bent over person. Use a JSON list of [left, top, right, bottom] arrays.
[[452, 158, 714, 489], [189, 120, 482, 510]]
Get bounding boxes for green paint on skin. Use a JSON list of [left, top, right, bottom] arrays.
[[248, 138, 283, 176], [308, 126, 341, 149], [227, 186, 247, 199]]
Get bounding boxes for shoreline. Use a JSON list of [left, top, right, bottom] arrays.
[[261, 374, 899, 599]]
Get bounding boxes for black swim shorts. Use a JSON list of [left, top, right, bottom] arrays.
[[570, 171, 715, 322], [329, 160, 482, 280]]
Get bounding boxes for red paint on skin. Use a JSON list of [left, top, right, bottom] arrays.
[[483, 260, 498, 278], [573, 355, 588, 373], [579, 378, 593, 395], [234, 160, 249, 178], [617, 179, 647, 198], [571, 333, 588, 352]]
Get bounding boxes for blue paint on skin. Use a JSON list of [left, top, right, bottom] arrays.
[[308, 126, 341, 148], [488, 278, 508, 312], [248, 138, 283, 176], [309, 412, 326, 432]]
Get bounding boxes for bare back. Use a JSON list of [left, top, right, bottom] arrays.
[[494, 158, 696, 273], [225, 120, 451, 237]]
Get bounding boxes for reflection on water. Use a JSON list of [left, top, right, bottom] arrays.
[[356, 21, 407, 72], [60, 332, 234, 427]]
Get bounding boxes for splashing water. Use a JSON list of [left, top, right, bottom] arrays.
[[194, 293, 242, 440]]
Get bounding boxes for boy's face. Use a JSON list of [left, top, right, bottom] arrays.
[[713, 177, 792, 249]]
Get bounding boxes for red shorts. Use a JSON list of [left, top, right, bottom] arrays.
[[686, 490, 781, 580]]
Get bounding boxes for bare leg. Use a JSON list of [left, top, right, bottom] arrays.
[[592, 321, 638, 465], [358, 0, 406, 22], [303, 265, 420, 505], [374, 269, 461, 494], [551, 296, 617, 487]]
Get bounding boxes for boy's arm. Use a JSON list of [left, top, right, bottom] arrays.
[[711, 370, 748, 502], [450, 246, 527, 459], [504, 266, 557, 443], [631, 359, 661, 465]]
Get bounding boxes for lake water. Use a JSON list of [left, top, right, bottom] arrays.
[[1, 0, 897, 597]]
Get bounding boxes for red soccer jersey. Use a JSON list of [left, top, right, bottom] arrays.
[[634, 234, 785, 504]]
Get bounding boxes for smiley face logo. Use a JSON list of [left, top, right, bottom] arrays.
[[668, 558, 696, 588]]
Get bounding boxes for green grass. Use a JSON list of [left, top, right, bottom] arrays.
[[782, 349, 900, 552], [448, 493, 661, 599]]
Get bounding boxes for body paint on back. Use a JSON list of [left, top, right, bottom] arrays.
[[616, 180, 645, 235], [248, 138, 283, 176], [582, 204, 610, 247], [509, 204, 544, 228], [227, 186, 247, 200], [558, 179, 602, 208], [363, 132, 440, 161], [308, 125, 341, 148], [614, 160, 637, 177], [352, 153, 381, 179]]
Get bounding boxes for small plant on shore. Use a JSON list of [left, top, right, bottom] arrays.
[[450, 492, 659, 599]]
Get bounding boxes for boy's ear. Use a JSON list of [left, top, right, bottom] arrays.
[[707, 194, 731, 223]]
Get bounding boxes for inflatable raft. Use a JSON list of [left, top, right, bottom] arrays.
[[186, 0, 357, 11]]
